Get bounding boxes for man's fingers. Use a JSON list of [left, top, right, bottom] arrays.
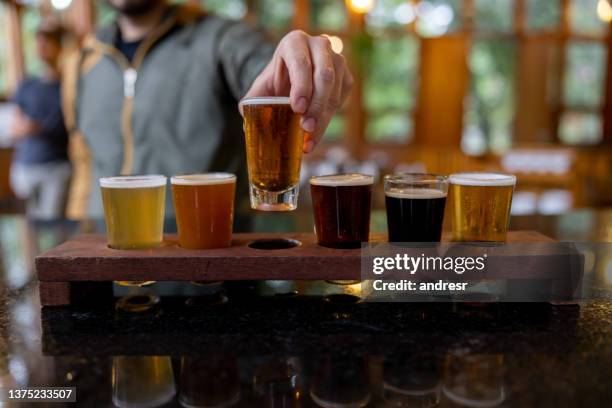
[[302, 36, 335, 136], [279, 30, 313, 115]]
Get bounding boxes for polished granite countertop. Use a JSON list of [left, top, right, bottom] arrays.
[[0, 209, 610, 407]]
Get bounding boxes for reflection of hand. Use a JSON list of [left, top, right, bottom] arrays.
[[9, 109, 39, 140], [244, 30, 353, 153]]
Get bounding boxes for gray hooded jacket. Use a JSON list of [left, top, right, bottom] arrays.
[[63, 5, 275, 218]]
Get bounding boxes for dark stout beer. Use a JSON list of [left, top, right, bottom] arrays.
[[240, 97, 304, 211], [384, 174, 448, 243], [385, 188, 447, 242], [310, 174, 373, 248]]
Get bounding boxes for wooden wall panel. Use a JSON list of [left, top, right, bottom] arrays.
[[414, 35, 469, 147], [514, 36, 562, 144]]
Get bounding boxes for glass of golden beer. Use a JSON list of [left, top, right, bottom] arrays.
[[240, 96, 304, 211], [449, 172, 516, 242], [171, 173, 236, 249], [112, 356, 176, 408], [100, 175, 167, 249]]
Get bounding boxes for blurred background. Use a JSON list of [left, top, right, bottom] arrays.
[[0, 0, 611, 217]]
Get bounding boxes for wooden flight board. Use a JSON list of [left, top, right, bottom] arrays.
[[35, 231, 579, 306]]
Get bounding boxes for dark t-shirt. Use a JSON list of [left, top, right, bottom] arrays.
[[116, 36, 143, 63], [12, 77, 69, 164]]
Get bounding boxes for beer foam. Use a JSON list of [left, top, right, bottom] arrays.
[[385, 188, 447, 199], [310, 173, 374, 186], [99, 175, 167, 188], [239, 96, 291, 106], [449, 172, 516, 187], [171, 173, 236, 185]]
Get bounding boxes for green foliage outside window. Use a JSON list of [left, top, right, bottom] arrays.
[[364, 36, 418, 142], [311, 0, 348, 30], [464, 41, 516, 153], [475, 0, 513, 32], [526, 0, 560, 31], [22, 8, 42, 78]]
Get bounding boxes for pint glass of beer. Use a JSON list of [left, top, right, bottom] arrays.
[[310, 174, 374, 248], [240, 96, 304, 211], [100, 175, 167, 249], [384, 173, 448, 242], [171, 173, 236, 249], [449, 172, 516, 242]]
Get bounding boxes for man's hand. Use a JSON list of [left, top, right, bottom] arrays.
[[244, 30, 353, 153], [9, 108, 39, 140]]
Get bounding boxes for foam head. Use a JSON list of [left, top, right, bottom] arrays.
[[239, 96, 291, 108], [310, 173, 374, 187], [99, 175, 167, 189], [449, 172, 516, 187], [171, 173, 236, 186], [385, 188, 447, 199]]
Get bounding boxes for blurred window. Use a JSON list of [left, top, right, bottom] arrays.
[[201, 0, 247, 20], [563, 42, 607, 107], [258, 0, 294, 31], [474, 0, 514, 32], [364, 36, 418, 142], [0, 4, 8, 96], [559, 111, 603, 145], [570, 0, 608, 35], [463, 40, 516, 153], [311, 0, 348, 30], [366, 0, 460, 35], [22, 8, 42, 77], [526, 0, 561, 31]]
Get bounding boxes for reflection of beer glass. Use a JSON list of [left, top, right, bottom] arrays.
[[382, 354, 441, 407], [240, 97, 304, 211], [443, 353, 505, 407], [112, 356, 176, 408], [100, 175, 167, 249], [171, 173, 236, 249], [310, 355, 370, 408], [310, 174, 374, 248], [384, 173, 448, 242], [180, 356, 240, 407], [449, 173, 516, 242]]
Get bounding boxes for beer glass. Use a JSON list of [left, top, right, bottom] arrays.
[[112, 356, 176, 408], [240, 96, 304, 211], [171, 173, 236, 249], [449, 172, 516, 242], [443, 352, 505, 407], [100, 175, 167, 249], [384, 173, 448, 242], [180, 356, 241, 407], [310, 174, 373, 248]]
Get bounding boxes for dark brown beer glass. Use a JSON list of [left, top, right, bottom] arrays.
[[310, 174, 374, 248]]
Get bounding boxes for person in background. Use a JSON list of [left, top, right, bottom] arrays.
[[64, 0, 352, 222], [9, 20, 71, 220]]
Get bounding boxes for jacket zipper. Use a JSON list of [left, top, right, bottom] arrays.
[[90, 14, 177, 175]]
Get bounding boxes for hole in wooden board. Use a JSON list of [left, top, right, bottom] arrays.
[[248, 238, 301, 250]]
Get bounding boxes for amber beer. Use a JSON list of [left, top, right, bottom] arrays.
[[240, 96, 304, 211], [449, 172, 516, 242], [171, 173, 236, 249], [112, 356, 176, 407], [100, 175, 166, 249], [310, 174, 373, 248]]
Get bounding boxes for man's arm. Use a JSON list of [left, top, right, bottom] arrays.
[[218, 23, 353, 153]]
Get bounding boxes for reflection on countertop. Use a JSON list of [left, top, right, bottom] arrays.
[[0, 209, 610, 407]]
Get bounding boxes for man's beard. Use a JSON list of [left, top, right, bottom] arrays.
[[108, 0, 165, 17]]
